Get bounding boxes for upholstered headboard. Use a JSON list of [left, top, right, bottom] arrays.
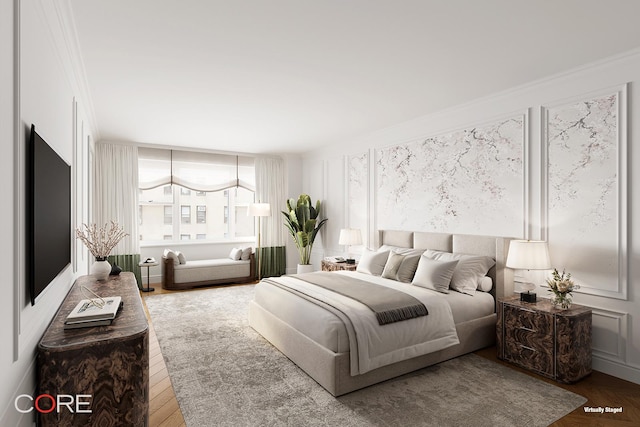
[[377, 230, 513, 299]]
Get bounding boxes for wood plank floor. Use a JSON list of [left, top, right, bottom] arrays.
[[142, 284, 640, 426], [141, 286, 187, 427]]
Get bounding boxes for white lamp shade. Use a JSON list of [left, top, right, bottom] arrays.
[[338, 228, 363, 246], [248, 203, 271, 217], [506, 240, 551, 270]]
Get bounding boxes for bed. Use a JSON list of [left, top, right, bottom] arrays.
[[248, 230, 513, 396]]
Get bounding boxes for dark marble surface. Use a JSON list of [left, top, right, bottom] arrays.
[[497, 295, 592, 383], [321, 259, 358, 271], [37, 273, 149, 426]]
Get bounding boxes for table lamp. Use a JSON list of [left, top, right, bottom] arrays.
[[506, 240, 551, 303], [338, 228, 362, 264]]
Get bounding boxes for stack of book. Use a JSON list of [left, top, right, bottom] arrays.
[[64, 296, 123, 330]]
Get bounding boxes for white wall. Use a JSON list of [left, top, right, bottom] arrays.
[[1, 1, 95, 425], [302, 49, 640, 385], [1, 0, 17, 423]]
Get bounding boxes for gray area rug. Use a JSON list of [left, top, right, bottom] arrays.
[[145, 285, 587, 427]]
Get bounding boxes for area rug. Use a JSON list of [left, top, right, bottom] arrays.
[[145, 285, 587, 427]]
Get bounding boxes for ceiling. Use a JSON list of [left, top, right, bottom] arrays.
[[69, 0, 640, 154]]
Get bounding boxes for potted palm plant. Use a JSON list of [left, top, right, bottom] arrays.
[[282, 194, 328, 273]]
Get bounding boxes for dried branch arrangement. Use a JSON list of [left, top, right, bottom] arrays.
[[75, 221, 129, 259]]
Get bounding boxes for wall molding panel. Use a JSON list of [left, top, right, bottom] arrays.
[[374, 113, 527, 237], [591, 308, 628, 363], [541, 84, 628, 300], [346, 152, 369, 248]]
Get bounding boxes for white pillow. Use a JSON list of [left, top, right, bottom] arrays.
[[177, 251, 186, 264], [163, 249, 179, 266], [425, 250, 495, 295], [378, 245, 425, 257], [356, 249, 390, 276], [381, 252, 405, 280], [478, 276, 493, 292], [241, 247, 252, 261], [411, 256, 459, 293], [229, 248, 242, 261]]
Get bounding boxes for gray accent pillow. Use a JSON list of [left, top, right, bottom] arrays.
[[356, 249, 390, 276], [381, 252, 406, 280], [396, 253, 421, 283], [411, 256, 459, 293], [425, 250, 495, 295]]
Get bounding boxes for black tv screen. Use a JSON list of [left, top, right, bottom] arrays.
[[27, 124, 71, 305]]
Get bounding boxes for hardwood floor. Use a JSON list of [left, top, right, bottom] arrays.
[[475, 347, 640, 427], [141, 286, 187, 427], [142, 284, 640, 426]]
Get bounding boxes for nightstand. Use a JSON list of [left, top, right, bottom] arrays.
[[497, 296, 592, 383], [321, 259, 358, 272]]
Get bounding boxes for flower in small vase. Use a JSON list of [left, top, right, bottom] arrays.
[[75, 221, 129, 259], [546, 268, 579, 309]]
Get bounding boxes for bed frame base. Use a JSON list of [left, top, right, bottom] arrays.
[[249, 300, 496, 396]]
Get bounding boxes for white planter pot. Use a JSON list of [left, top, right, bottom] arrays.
[[91, 259, 111, 281], [296, 264, 314, 274]]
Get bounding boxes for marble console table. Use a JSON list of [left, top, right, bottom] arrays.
[[37, 272, 148, 426]]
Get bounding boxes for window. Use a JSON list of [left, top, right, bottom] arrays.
[[197, 205, 206, 224], [181, 205, 191, 224], [138, 148, 255, 243], [164, 206, 172, 225]]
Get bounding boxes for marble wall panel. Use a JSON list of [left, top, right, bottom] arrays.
[[545, 90, 623, 297], [375, 116, 524, 236]]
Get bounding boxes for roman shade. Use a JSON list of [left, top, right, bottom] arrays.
[[138, 147, 255, 192]]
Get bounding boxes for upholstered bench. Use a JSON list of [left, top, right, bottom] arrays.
[[161, 248, 256, 290]]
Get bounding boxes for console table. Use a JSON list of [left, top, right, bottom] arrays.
[[37, 273, 149, 426]]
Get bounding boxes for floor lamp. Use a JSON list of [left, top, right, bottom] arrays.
[[248, 202, 271, 281]]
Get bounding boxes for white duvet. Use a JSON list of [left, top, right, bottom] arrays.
[[262, 271, 459, 375]]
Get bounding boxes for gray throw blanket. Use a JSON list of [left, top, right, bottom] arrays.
[[293, 272, 428, 325]]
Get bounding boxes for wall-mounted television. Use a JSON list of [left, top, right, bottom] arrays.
[[27, 124, 71, 305]]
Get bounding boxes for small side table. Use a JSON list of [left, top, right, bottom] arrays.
[[138, 261, 159, 292], [321, 259, 358, 272]]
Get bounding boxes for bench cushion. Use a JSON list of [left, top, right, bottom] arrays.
[[173, 259, 251, 284]]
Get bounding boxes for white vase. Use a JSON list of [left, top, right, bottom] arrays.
[[297, 264, 314, 274], [91, 259, 111, 281]]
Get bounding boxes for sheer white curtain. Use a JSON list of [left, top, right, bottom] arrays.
[[94, 142, 141, 282], [255, 156, 286, 276]]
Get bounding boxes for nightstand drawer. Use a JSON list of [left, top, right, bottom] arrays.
[[502, 303, 555, 377], [504, 338, 554, 376], [503, 305, 553, 351]]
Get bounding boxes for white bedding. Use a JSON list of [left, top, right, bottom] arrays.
[[258, 271, 462, 375]]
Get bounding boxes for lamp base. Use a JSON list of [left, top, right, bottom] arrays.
[[345, 258, 356, 265], [520, 291, 537, 303]]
